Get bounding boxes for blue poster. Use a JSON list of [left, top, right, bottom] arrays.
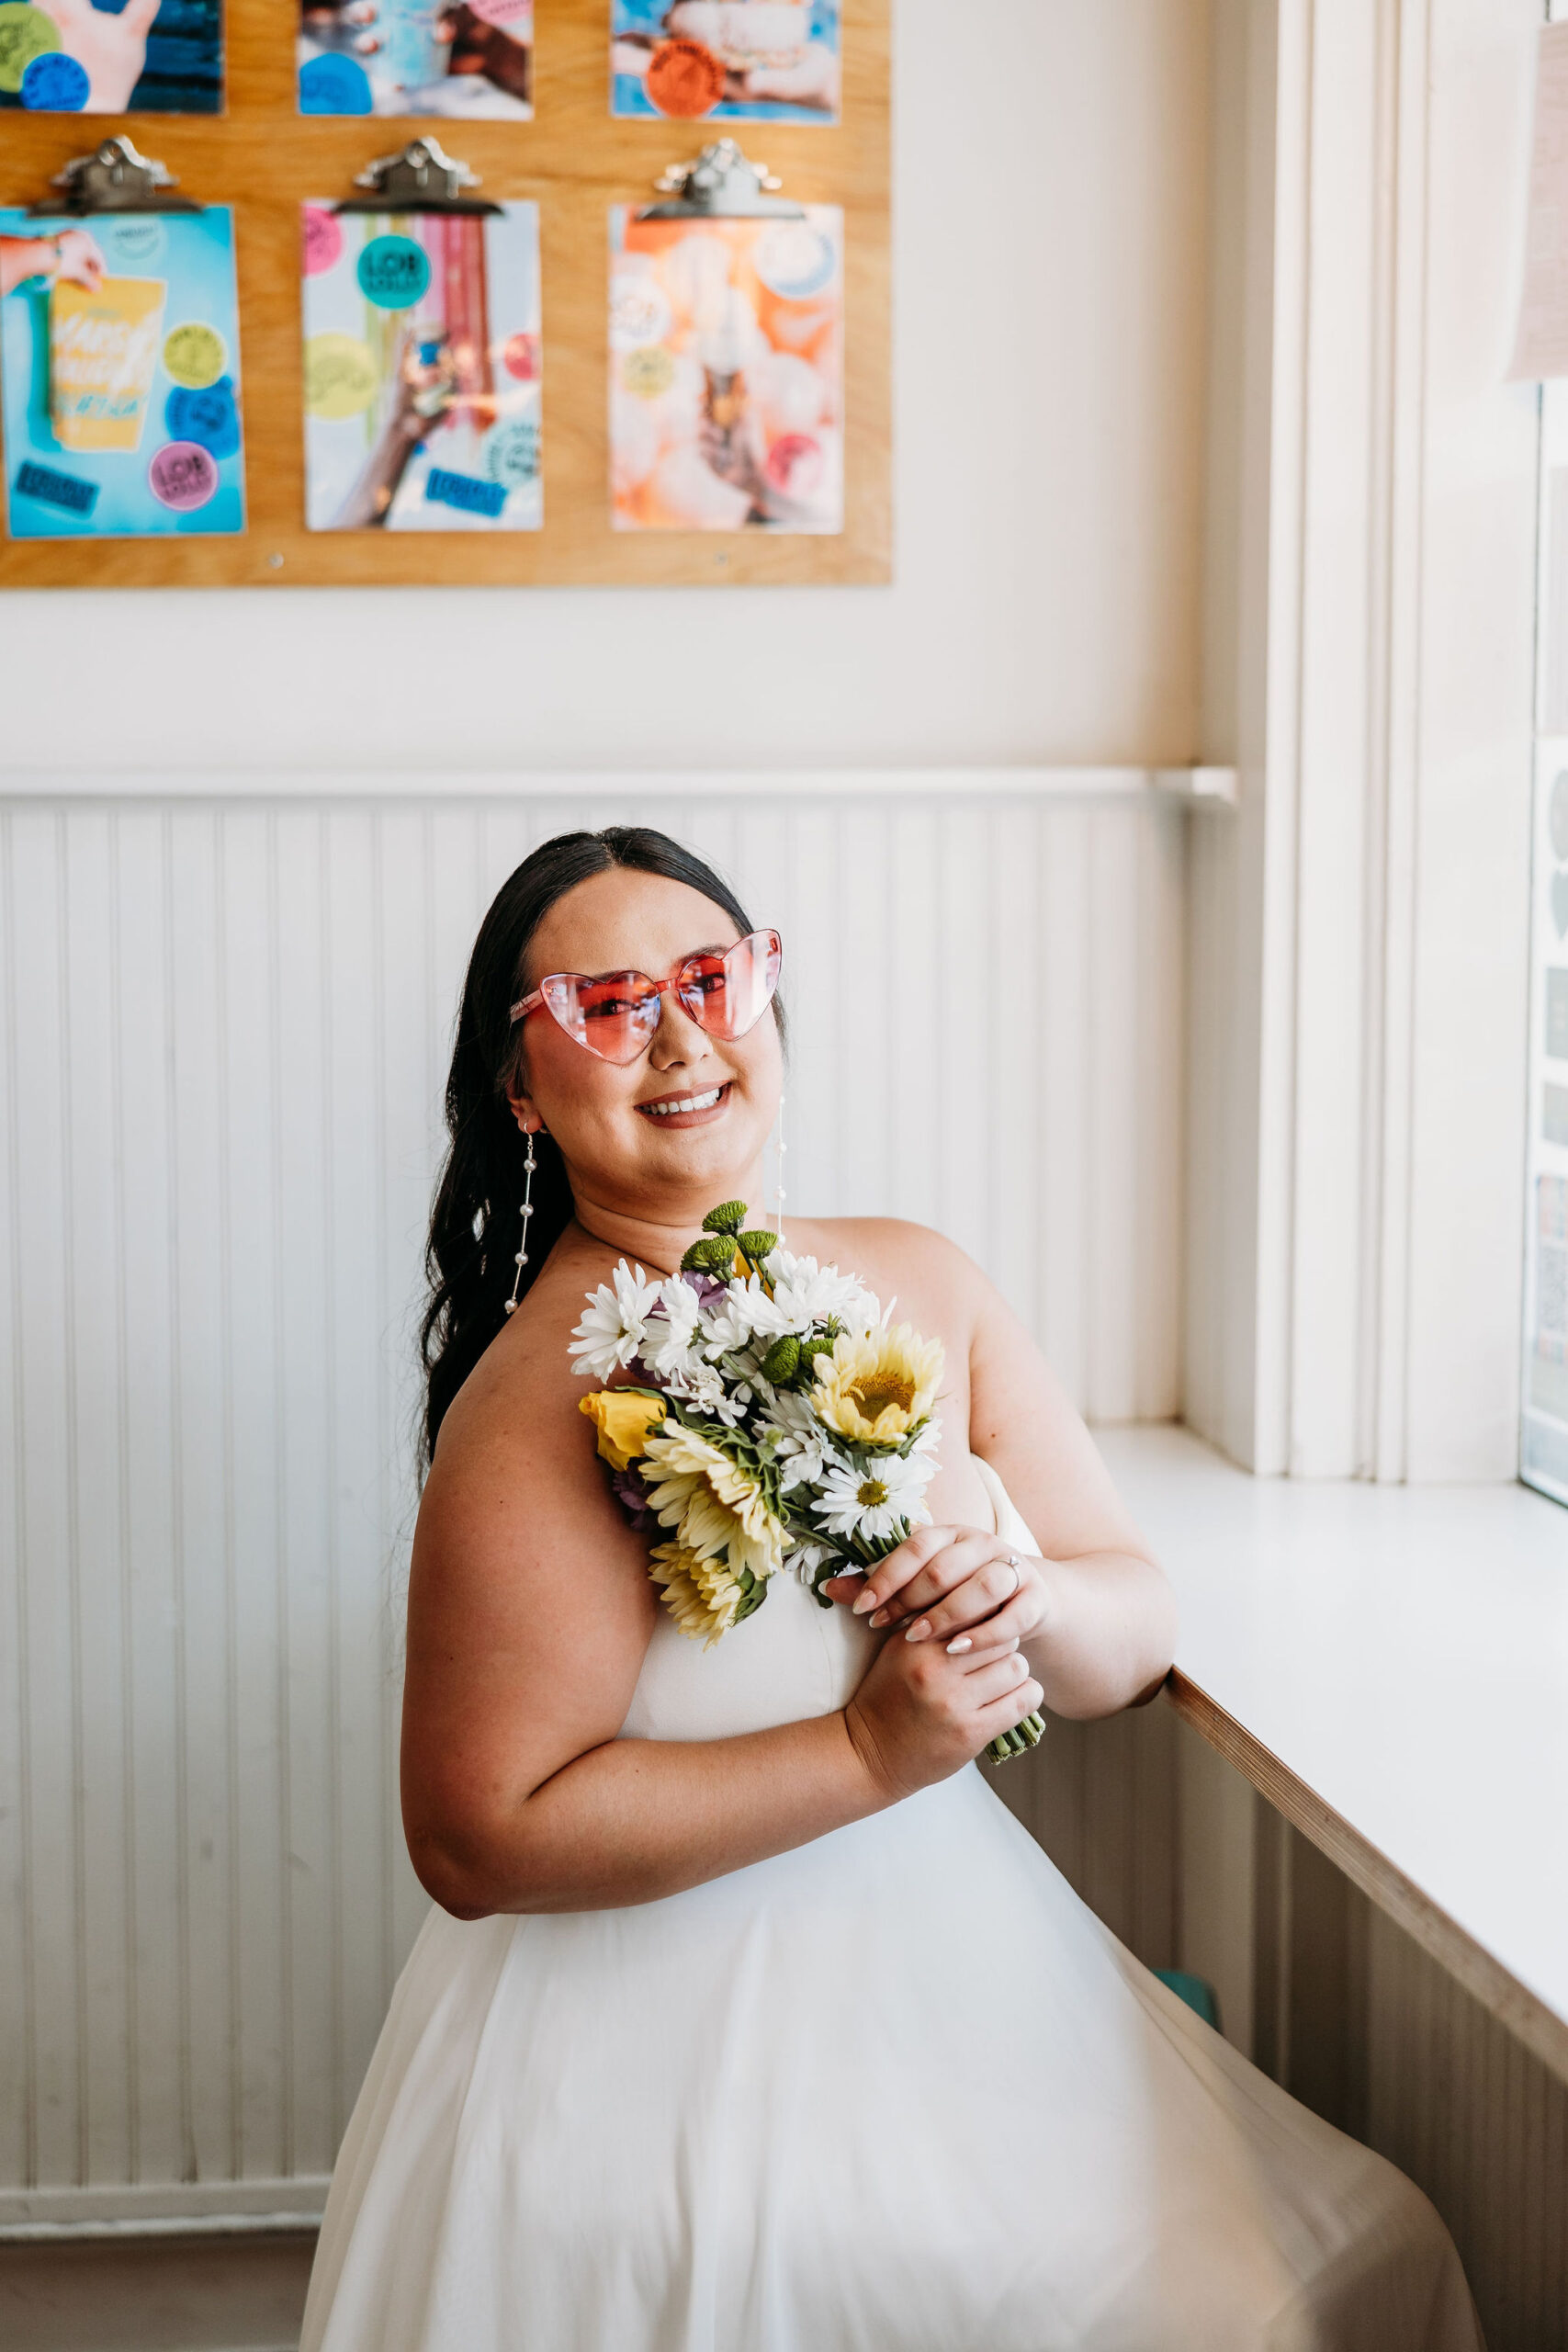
[[0, 207, 244, 539], [611, 1, 838, 124]]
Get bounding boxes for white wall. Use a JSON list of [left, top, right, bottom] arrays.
[[0, 1, 1211, 777]]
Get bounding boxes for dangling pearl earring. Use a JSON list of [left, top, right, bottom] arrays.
[[775, 1091, 787, 1245], [503, 1127, 537, 1317]]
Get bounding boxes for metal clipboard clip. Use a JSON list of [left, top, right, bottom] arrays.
[[34, 136, 201, 217], [637, 139, 805, 221], [336, 139, 502, 219]]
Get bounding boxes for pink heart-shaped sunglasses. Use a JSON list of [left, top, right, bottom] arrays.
[[509, 929, 782, 1066]]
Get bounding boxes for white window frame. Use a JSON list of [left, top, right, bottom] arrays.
[[1186, 0, 1541, 1484]]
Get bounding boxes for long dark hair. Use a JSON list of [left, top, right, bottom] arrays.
[[420, 825, 780, 1465]]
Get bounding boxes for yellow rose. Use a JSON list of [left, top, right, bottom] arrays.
[[580, 1388, 668, 1472], [811, 1323, 944, 1446]]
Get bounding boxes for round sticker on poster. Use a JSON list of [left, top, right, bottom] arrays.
[[304, 333, 378, 420], [621, 346, 674, 401], [645, 37, 725, 117], [165, 377, 240, 460], [0, 6, 60, 95], [356, 233, 430, 311], [149, 441, 220, 514], [482, 416, 539, 491], [754, 220, 837, 302], [163, 322, 226, 390], [502, 331, 539, 382], [302, 206, 344, 277], [609, 271, 672, 353], [100, 215, 165, 269], [19, 48, 86, 107], [298, 51, 372, 112]]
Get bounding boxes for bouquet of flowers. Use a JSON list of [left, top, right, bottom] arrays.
[[571, 1199, 1045, 1766]]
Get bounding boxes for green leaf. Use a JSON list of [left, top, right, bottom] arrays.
[[702, 1200, 750, 1235]]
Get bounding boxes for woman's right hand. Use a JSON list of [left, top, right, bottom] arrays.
[[844, 1630, 1043, 1803]]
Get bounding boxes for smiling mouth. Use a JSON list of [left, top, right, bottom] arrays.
[[637, 1083, 730, 1120]]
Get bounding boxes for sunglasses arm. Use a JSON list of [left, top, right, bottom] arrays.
[[509, 989, 545, 1026]]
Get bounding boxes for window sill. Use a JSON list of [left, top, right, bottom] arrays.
[[1097, 1426, 1568, 2083]]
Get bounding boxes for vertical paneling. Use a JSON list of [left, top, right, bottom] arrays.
[[0, 784, 1184, 2204]]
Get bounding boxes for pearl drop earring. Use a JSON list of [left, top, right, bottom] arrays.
[[775, 1091, 787, 1244], [503, 1128, 537, 1317]]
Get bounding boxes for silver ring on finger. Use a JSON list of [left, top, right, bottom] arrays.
[[1002, 1553, 1021, 1598]]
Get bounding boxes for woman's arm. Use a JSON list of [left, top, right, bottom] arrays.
[[400, 1306, 1043, 1917], [829, 1241, 1177, 1721]]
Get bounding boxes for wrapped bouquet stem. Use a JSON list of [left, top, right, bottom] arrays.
[[571, 1199, 1045, 1768]]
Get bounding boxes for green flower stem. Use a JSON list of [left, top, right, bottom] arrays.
[[984, 1710, 1046, 1768]]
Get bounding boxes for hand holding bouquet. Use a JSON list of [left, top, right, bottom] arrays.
[[571, 1201, 1046, 1767]]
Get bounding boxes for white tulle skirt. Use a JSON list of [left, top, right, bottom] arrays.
[[303, 1462, 1481, 2350], [301, 1764, 1480, 2351]]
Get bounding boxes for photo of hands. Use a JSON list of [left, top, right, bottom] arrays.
[[298, 0, 531, 118], [301, 202, 541, 530], [611, 0, 838, 124], [610, 206, 842, 531], [0, 0, 222, 111]]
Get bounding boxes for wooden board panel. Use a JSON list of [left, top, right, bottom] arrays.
[[0, 0, 889, 587]]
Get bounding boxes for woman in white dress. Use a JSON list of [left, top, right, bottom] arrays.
[[302, 827, 1483, 2352]]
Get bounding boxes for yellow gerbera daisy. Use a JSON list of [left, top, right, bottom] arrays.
[[649, 1540, 748, 1648], [580, 1388, 668, 1472], [641, 1425, 784, 1585], [811, 1323, 945, 1446]]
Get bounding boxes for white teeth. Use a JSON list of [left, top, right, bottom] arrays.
[[642, 1087, 724, 1116]]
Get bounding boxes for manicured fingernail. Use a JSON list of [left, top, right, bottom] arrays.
[[852, 1590, 877, 1615], [869, 1608, 891, 1628], [904, 1619, 931, 1644], [946, 1634, 973, 1655]]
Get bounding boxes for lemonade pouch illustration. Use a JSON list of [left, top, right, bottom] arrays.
[[49, 276, 167, 454]]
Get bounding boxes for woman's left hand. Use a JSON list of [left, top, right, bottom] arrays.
[[820, 1525, 1055, 1656]]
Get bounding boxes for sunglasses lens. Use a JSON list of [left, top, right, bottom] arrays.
[[542, 971, 660, 1063], [678, 931, 782, 1041]]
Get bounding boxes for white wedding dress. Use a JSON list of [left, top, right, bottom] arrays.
[[301, 1462, 1483, 2352]]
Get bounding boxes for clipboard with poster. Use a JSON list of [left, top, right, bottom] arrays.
[[301, 139, 541, 532], [0, 137, 245, 539]]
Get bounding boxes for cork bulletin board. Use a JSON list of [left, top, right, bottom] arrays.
[[0, 0, 889, 586]]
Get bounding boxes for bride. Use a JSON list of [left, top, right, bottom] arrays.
[[302, 825, 1482, 2351]]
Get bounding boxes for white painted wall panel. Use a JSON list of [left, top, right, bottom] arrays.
[[0, 783, 1184, 2204]]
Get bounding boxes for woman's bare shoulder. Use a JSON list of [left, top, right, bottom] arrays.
[[792, 1216, 988, 1331]]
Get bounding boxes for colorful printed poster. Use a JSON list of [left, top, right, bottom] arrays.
[[298, 0, 531, 118], [301, 204, 541, 532], [609, 206, 841, 533], [612, 0, 837, 122], [0, 0, 222, 113], [0, 209, 244, 539]]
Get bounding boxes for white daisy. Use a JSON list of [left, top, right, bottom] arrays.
[[701, 1272, 790, 1357], [670, 1362, 753, 1425], [765, 1250, 880, 1339], [568, 1260, 661, 1381], [760, 1389, 845, 1492], [646, 1275, 703, 1380], [812, 1451, 935, 1544], [784, 1533, 842, 1586]]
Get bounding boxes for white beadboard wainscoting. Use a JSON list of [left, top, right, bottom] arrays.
[[0, 773, 1191, 2223]]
